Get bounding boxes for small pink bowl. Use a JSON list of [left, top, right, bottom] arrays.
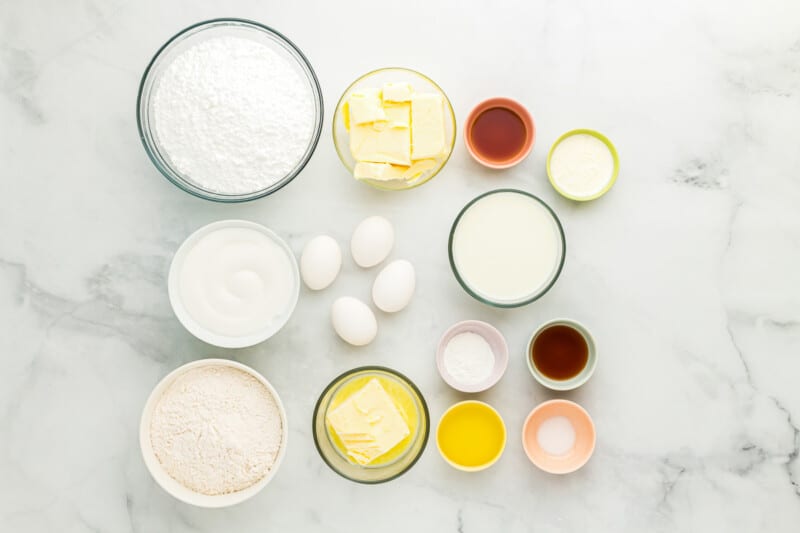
[[522, 399, 596, 474], [436, 320, 508, 393], [464, 97, 535, 169]]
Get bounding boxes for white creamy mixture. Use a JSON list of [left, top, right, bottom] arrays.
[[150, 365, 283, 495], [536, 415, 576, 456], [452, 192, 562, 303], [178, 226, 296, 338], [549, 133, 615, 198], [153, 35, 315, 194], [443, 332, 495, 385]]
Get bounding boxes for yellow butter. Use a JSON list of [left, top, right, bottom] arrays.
[[326, 378, 411, 465], [350, 122, 411, 165], [342, 101, 350, 131], [380, 103, 411, 128], [354, 159, 438, 182], [354, 162, 408, 181], [410, 93, 446, 160], [382, 82, 414, 102], [348, 89, 385, 125], [404, 159, 437, 180]]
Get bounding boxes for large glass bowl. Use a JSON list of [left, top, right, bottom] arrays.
[[448, 189, 566, 308], [332, 68, 456, 191], [137, 18, 323, 202], [312, 366, 430, 483]]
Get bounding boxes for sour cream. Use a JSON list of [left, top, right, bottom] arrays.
[[548, 132, 616, 199], [450, 191, 564, 306], [169, 220, 299, 347]]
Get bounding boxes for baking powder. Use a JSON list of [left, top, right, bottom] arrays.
[[152, 35, 315, 194], [443, 332, 496, 385], [150, 365, 283, 495]]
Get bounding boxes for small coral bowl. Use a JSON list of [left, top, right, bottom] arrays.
[[522, 399, 596, 474], [464, 97, 535, 169]]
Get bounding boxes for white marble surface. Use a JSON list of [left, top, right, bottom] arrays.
[[2, 0, 800, 531]]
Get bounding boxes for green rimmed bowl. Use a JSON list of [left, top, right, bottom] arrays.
[[546, 129, 619, 202]]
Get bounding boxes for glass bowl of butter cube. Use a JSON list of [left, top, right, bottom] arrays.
[[333, 68, 457, 190], [312, 366, 430, 483]]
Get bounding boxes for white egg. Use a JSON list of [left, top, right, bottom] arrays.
[[300, 235, 342, 290], [331, 297, 378, 346], [372, 260, 416, 313], [350, 216, 394, 268]]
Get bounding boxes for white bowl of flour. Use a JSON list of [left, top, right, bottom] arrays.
[[140, 359, 288, 507], [137, 19, 323, 202]]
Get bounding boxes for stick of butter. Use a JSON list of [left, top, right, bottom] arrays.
[[410, 93, 446, 160], [326, 378, 411, 465]]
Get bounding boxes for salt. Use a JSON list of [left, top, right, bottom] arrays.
[[152, 35, 316, 194], [443, 332, 495, 385], [536, 416, 576, 456]]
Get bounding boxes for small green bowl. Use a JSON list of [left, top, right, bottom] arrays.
[[546, 129, 619, 202]]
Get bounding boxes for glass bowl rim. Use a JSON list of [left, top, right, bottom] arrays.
[[331, 66, 457, 192], [311, 365, 430, 484], [447, 188, 567, 308], [136, 17, 324, 203]]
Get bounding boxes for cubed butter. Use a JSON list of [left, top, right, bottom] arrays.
[[342, 101, 351, 131], [348, 88, 385, 125], [354, 162, 409, 181], [404, 159, 437, 180], [326, 379, 411, 465], [382, 82, 414, 102], [410, 93, 446, 160], [381, 103, 411, 128], [350, 122, 411, 165], [354, 159, 438, 182]]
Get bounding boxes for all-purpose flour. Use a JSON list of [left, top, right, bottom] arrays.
[[152, 36, 315, 194], [150, 365, 283, 495]]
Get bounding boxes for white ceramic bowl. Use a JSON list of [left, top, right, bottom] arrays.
[[140, 358, 288, 507], [168, 220, 300, 348], [435, 320, 509, 393]]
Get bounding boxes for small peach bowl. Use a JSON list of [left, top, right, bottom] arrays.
[[522, 399, 596, 474], [464, 97, 535, 169]]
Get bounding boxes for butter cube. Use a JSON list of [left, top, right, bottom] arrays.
[[342, 101, 351, 131], [410, 93, 446, 159], [354, 162, 409, 181], [381, 103, 411, 128], [404, 159, 437, 180], [348, 88, 385, 125], [350, 122, 411, 165], [354, 159, 438, 182], [326, 379, 410, 465], [382, 82, 414, 102]]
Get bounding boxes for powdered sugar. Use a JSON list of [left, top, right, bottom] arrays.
[[149, 365, 283, 495], [152, 35, 316, 194], [443, 332, 496, 385]]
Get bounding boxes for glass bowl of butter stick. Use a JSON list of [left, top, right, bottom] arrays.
[[333, 68, 456, 191], [312, 366, 430, 483]]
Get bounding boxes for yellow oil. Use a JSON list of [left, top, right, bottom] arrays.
[[326, 374, 419, 466], [437, 402, 505, 468]]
